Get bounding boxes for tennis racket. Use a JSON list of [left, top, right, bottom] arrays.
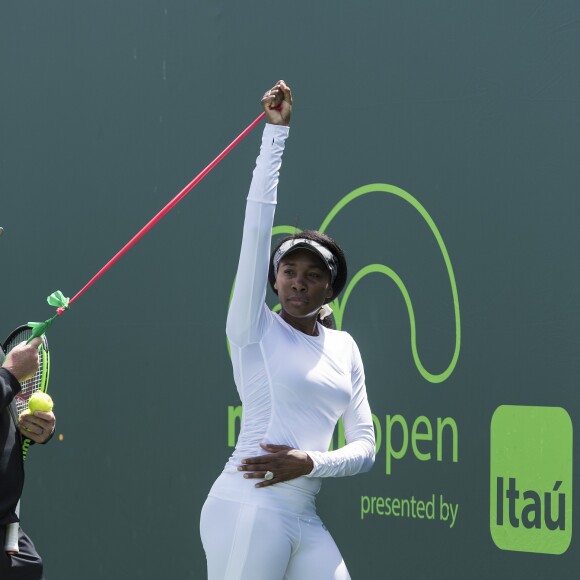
[[2, 325, 50, 555]]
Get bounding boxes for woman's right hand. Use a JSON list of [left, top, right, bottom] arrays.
[[262, 80, 292, 126]]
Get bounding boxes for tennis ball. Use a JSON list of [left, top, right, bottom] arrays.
[[28, 392, 53, 414], [19, 409, 30, 420]]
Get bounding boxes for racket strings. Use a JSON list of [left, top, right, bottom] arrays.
[[5, 328, 47, 416]]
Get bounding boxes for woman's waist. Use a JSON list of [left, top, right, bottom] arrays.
[[225, 447, 323, 492], [210, 470, 322, 515]]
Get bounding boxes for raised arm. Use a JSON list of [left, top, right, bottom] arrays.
[[226, 81, 292, 347]]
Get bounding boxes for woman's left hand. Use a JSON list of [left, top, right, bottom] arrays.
[[239, 443, 314, 487]]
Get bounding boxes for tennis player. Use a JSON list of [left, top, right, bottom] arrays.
[[1, 339, 56, 579], [200, 80, 375, 579]]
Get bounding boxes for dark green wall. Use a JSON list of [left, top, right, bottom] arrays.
[[2, 1, 579, 577]]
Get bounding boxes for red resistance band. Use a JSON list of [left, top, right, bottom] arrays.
[[68, 111, 266, 307]]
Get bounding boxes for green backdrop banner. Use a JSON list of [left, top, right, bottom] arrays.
[[1, 1, 579, 578]]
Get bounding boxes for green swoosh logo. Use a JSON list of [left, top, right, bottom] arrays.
[[320, 183, 460, 384], [229, 184, 461, 384]]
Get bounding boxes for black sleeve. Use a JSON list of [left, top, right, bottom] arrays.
[[0, 367, 20, 412]]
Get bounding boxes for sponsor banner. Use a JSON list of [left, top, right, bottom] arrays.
[[490, 405, 573, 555]]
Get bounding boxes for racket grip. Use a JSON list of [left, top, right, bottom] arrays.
[[4, 502, 20, 555]]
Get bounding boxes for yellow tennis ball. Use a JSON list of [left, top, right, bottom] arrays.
[[19, 409, 31, 421], [28, 392, 53, 413]]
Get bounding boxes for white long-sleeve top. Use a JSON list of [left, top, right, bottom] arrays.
[[225, 123, 375, 495]]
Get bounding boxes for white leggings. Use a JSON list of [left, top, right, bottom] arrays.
[[200, 472, 350, 580]]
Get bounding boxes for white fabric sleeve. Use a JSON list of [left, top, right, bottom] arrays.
[[305, 338, 376, 478], [226, 123, 290, 347]]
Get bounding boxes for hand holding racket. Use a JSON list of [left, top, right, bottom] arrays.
[[2, 326, 51, 555], [2, 337, 42, 383]]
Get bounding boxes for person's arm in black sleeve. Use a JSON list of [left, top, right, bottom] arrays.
[[0, 366, 21, 411]]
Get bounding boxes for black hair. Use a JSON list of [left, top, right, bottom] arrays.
[[268, 230, 348, 328]]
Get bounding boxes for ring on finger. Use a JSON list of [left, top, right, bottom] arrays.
[[264, 471, 274, 481]]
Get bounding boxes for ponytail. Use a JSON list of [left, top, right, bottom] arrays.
[[318, 304, 335, 329]]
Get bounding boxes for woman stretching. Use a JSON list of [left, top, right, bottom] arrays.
[[200, 80, 375, 580]]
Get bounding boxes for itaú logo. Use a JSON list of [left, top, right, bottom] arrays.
[[490, 406, 573, 555], [267, 183, 461, 384]]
